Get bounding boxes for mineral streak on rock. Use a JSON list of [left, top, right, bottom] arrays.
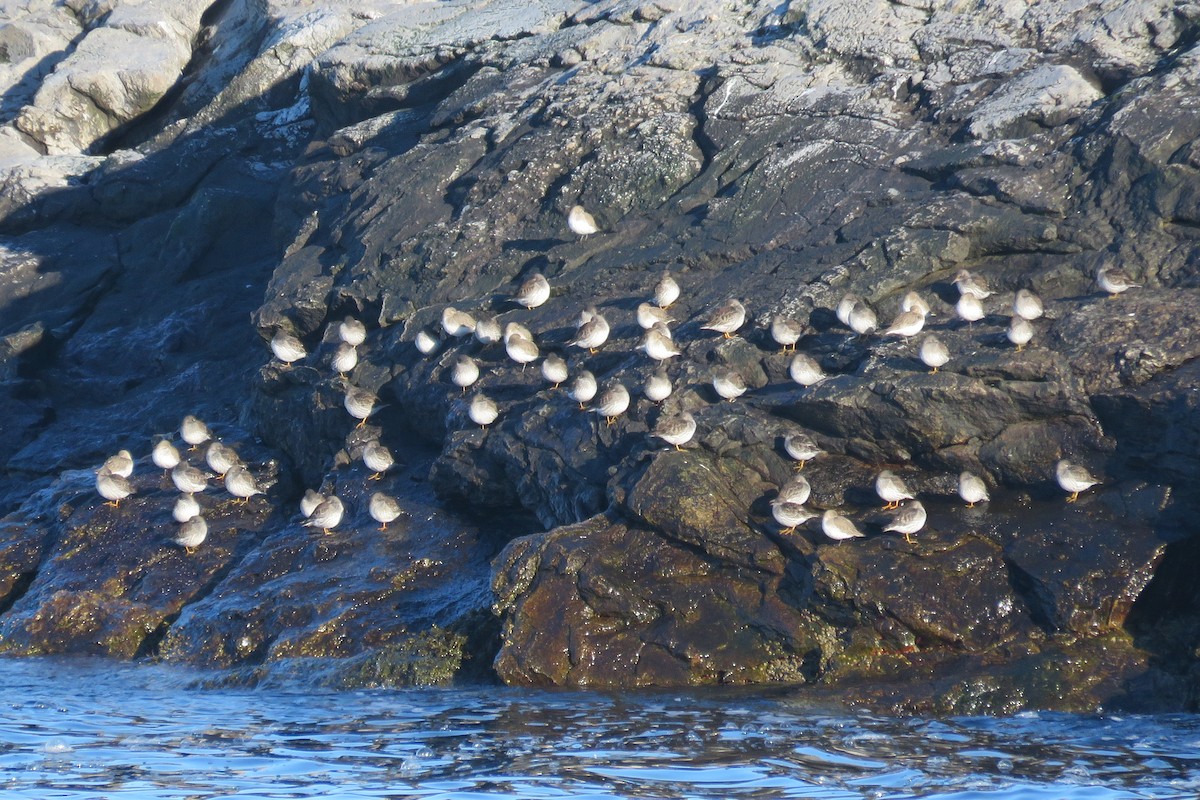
[[0, 0, 1198, 709]]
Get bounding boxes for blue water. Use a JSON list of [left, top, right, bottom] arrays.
[[0, 659, 1196, 799]]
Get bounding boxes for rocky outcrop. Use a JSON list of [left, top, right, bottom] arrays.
[[1, 0, 1200, 710]]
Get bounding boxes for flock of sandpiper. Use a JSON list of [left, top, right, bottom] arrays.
[[94, 205, 1128, 550]]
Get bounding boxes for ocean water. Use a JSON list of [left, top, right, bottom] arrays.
[[0, 658, 1197, 799]]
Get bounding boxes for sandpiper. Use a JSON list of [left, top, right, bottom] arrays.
[[451, 355, 480, 391], [1056, 459, 1100, 502], [652, 411, 697, 450], [205, 442, 241, 478], [152, 439, 181, 473], [332, 343, 358, 377], [171, 463, 210, 495], [771, 316, 805, 352], [96, 469, 133, 507], [955, 293, 984, 326], [569, 311, 610, 354], [513, 273, 551, 309], [441, 307, 476, 338], [181, 415, 212, 450], [702, 299, 746, 338], [958, 471, 989, 507], [784, 432, 822, 470], [643, 368, 672, 403], [954, 269, 993, 300], [637, 302, 673, 330], [225, 465, 264, 503], [919, 334, 950, 373], [369, 492, 404, 531], [1097, 266, 1140, 296], [641, 324, 682, 361], [712, 370, 746, 402], [338, 317, 367, 347], [771, 500, 817, 534], [777, 474, 811, 505], [592, 383, 630, 426], [363, 441, 394, 480], [653, 271, 681, 309], [568, 204, 600, 237], [474, 315, 502, 346], [173, 493, 201, 523], [270, 330, 306, 366], [303, 496, 344, 534], [469, 393, 499, 428], [344, 386, 380, 428], [883, 500, 926, 543], [884, 309, 926, 339], [504, 321, 534, 344], [875, 469, 915, 510], [789, 353, 825, 387], [102, 449, 134, 478], [902, 291, 932, 317], [506, 334, 540, 369], [821, 509, 865, 543], [541, 354, 569, 388], [836, 294, 862, 328], [300, 489, 326, 519], [569, 371, 598, 409], [415, 328, 440, 355], [1007, 316, 1034, 351], [174, 516, 208, 554], [1013, 289, 1044, 320], [848, 301, 877, 335]]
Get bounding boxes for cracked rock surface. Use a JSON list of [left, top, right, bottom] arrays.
[[1, 0, 1200, 710]]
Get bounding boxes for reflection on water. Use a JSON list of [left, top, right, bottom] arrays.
[[0, 658, 1196, 799]]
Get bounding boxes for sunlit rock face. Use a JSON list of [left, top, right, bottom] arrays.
[[0, 0, 1199, 710]]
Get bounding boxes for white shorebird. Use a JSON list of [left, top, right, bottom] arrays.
[[171, 463, 209, 495], [954, 269, 993, 300], [506, 334, 540, 369], [338, 317, 367, 347], [902, 291, 931, 317], [363, 441, 394, 480], [643, 368, 672, 403], [836, 294, 862, 327], [181, 415, 212, 450], [569, 310, 610, 354], [592, 383, 630, 426], [712, 370, 746, 402], [344, 387, 380, 428], [789, 354, 825, 387], [174, 516, 208, 554], [300, 489, 326, 519], [637, 302, 673, 330], [569, 371, 598, 410], [96, 469, 134, 508], [173, 493, 201, 523], [469, 393, 499, 428], [541, 354, 569, 388], [369, 492, 404, 531], [919, 334, 950, 373], [513, 272, 551, 309], [883, 309, 926, 339], [777, 474, 811, 505], [955, 293, 984, 326], [451, 355, 480, 392], [641, 324, 682, 361], [1096, 266, 1140, 296], [152, 439, 181, 473], [821, 509, 865, 543], [1056, 459, 1101, 502], [958, 471, 990, 507], [1013, 289, 1044, 320], [875, 469, 915, 510], [303, 496, 345, 534], [415, 328, 440, 355], [653, 271, 681, 309], [702, 299, 746, 338], [771, 316, 805, 352], [205, 442, 241, 477], [441, 306, 476, 338], [771, 500, 817, 534], [653, 412, 697, 450], [784, 432, 822, 470], [332, 343, 358, 377], [225, 465, 264, 503], [1007, 317, 1034, 352], [883, 500, 926, 544], [270, 330, 307, 366], [848, 301, 877, 336], [568, 204, 600, 237], [102, 449, 134, 478], [474, 315, 502, 346]]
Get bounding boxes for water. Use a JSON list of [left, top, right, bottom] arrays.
[[0, 659, 1197, 799]]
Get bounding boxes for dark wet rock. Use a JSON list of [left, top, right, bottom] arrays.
[[1, 0, 1200, 710]]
